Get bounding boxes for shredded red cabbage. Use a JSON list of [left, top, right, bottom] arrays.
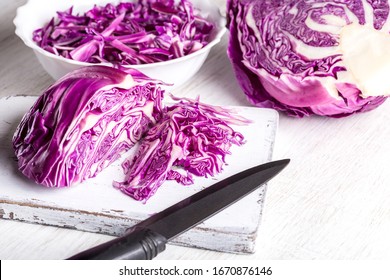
[[114, 96, 251, 202], [33, 0, 214, 65], [12, 66, 164, 187]]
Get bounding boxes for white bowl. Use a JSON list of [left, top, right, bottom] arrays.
[[14, 0, 226, 88]]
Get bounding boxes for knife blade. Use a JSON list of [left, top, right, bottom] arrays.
[[67, 158, 290, 260]]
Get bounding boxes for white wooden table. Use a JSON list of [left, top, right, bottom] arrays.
[[1, 0, 390, 260]]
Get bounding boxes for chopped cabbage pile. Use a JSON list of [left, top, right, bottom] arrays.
[[33, 0, 214, 65], [114, 96, 250, 202]]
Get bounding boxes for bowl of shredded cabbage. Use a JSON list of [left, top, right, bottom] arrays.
[[14, 0, 226, 88]]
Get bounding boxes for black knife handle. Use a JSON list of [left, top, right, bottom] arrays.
[[66, 228, 167, 260]]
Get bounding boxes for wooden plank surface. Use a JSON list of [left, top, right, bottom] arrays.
[[0, 96, 278, 254]]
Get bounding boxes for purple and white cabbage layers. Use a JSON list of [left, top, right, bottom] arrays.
[[13, 66, 164, 187], [33, 0, 214, 65], [227, 0, 390, 117], [12, 66, 248, 202], [114, 96, 250, 202]]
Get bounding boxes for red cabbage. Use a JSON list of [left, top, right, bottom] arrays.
[[12, 66, 164, 187], [114, 96, 250, 202], [33, 0, 214, 65], [227, 0, 389, 117]]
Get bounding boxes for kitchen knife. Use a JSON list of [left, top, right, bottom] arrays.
[[67, 159, 290, 260]]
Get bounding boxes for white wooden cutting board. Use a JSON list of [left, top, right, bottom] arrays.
[[0, 95, 278, 254]]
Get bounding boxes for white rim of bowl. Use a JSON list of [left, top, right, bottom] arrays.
[[13, 0, 227, 69]]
